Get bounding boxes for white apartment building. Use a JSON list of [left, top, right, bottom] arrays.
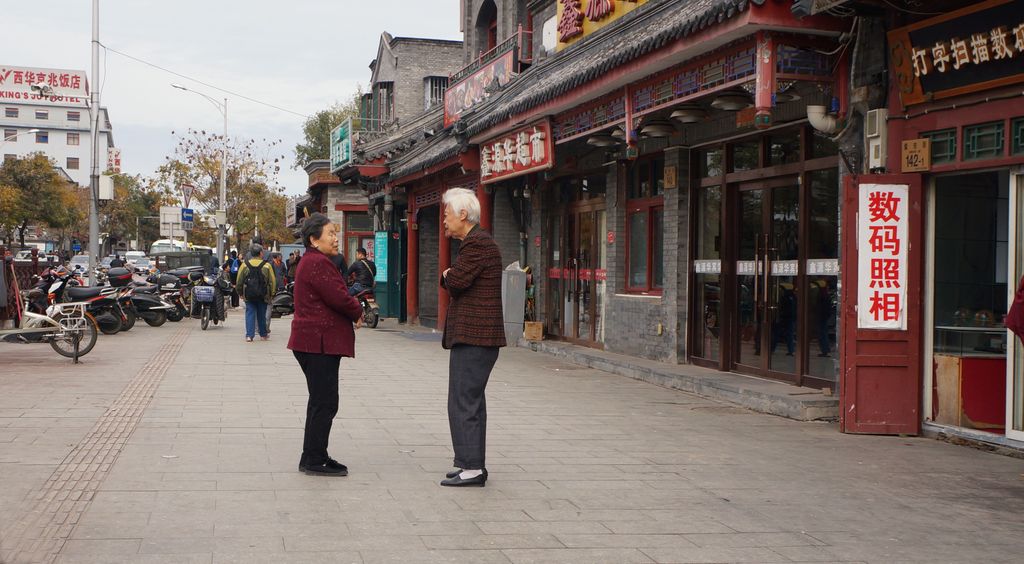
[[0, 65, 116, 186]]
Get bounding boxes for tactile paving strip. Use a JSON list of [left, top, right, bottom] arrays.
[[0, 325, 191, 564]]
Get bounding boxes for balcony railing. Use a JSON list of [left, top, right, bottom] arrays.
[[450, 25, 533, 85]]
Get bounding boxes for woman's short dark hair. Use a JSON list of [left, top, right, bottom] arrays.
[[301, 213, 332, 248]]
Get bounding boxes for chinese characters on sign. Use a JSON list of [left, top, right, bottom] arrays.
[[106, 148, 121, 174], [0, 66, 89, 106], [888, 0, 1024, 106], [479, 120, 554, 184], [857, 184, 909, 330], [329, 118, 355, 172], [557, 0, 648, 51]]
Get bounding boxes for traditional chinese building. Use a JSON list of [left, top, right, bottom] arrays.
[[834, 0, 1024, 447]]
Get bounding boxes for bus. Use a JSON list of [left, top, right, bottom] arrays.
[[149, 239, 187, 255]]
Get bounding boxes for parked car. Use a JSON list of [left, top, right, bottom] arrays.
[[69, 255, 91, 272], [132, 256, 155, 275]]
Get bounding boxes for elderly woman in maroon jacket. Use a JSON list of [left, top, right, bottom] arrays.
[[439, 187, 506, 487], [288, 213, 363, 475]]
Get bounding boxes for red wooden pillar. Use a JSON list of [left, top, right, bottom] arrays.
[[754, 31, 775, 129], [407, 205, 419, 325], [477, 184, 492, 232], [438, 204, 451, 331]]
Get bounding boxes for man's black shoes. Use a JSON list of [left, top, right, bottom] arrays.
[[299, 458, 348, 476], [445, 468, 488, 480]]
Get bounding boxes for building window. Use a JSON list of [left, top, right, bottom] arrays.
[[963, 122, 1005, 160], [3, 129, 16, 141], [5, 107, 17, 118], [923, 129, 956, 164], [424, 76, 448, 110], [35, 132, 48, 144], [698, 148, 723, 177], [67, 111, 81, 122], [35, 110, 48, 120], [1013, 118, 1024, 156], [67, 157, 80, 170], [375, 81, 394, 126], [67, 132, 80, 146], [626, 156, 665, 293]]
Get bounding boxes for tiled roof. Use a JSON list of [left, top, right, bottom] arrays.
[[387, 132, 463, 182], [464, 0, 765, 138]]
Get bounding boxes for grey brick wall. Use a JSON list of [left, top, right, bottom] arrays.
[[491, 186, 519, 268], [530, 1, 557, 63], [372, 37, 462, 126], [417, 205, 440, 326]]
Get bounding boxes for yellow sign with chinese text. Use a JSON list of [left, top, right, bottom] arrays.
[[556, 0, 650, 52], [901, 139, 931, 173]]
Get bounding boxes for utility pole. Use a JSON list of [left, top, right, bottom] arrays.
[[219, 98, 227, 264], [87, 0, 100, 271]]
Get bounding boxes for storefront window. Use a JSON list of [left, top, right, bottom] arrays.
[[769, 131, 801, 166], [693, 185, 722, 361], [807, 169, 840, 382], [731, 141, 760, 172], [628, 157, 664, 199], [931, 172, 1009, 434], [628, 212, 648, 288], [811, 133, 838, 159], [699, 148, 723, 177], [626, 205, 664, 292]]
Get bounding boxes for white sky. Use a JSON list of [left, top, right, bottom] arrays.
[[4, 1, 463, 197]]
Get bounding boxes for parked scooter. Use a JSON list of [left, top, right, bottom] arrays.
[[355, 289, 380, 328], [188, 272, 231, 330], [128, 282, 176, 327], [146, 272, 188, 321], [271, 282, 294, 318]]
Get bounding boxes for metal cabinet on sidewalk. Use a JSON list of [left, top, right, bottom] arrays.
[[502, 268, 526, 346]]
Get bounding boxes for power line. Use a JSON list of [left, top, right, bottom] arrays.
[[99, 42, 310, 119]]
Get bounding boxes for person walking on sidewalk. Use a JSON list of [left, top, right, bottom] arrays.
[[287, 213, 363, 476], [264, 252, 288, 333], [223, 250, 242, 308], [438, 188, 506, 487], [237, 244, 276, 342]]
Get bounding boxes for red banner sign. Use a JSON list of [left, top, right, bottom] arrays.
[[480, 119, 554, 184]]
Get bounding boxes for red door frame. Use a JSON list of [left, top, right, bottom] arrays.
[[840, 173, 923, 435]]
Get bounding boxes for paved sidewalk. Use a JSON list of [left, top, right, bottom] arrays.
[[2, 317, 1024, 563]]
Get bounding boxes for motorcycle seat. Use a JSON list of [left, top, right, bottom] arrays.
[[66, 286, 105, 299], [132, 284, 159, 294]]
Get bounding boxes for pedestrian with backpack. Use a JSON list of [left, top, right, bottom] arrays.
[[223, 250, 242, 307], [236, 244, 276, 342]]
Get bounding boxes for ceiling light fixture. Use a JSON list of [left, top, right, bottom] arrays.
[[710, 90, 753, 111], [639, 119, 675, 138], [670, 105, 708, 123]]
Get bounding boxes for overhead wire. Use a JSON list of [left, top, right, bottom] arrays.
[[98, 42, 310, 119]]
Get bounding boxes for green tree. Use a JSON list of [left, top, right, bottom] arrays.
[[293, 91, 361, 169], [156, 128, 290, 253], [101, 174, 173, 251], [0, 153, 76, 248]]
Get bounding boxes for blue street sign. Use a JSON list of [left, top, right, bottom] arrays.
[[181, 208, 194, 222], [72, 243, 81, 252]]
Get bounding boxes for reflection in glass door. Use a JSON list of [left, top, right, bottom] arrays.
[[732, 183, 800, 382], [547, 202, 606, 347]]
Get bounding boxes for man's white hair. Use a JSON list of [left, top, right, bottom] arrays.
[[442, 187, 481, 224]]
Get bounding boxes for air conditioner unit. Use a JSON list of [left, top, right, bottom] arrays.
[[865, 108, 888, 171]]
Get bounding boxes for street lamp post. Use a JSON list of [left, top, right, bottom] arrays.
[[0, 128, 42, 149], [171, 84, 228, 264]]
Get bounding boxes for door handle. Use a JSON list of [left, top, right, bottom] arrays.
[[764, 234, 775, 312], [753, 234, 760, 310]]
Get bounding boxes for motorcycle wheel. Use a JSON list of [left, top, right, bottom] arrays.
[[121, 308, 136, 331], [98, 314, 121, 335], [144, 311, 167, 327], [200, 307, 210, 330], [50, 312, 99, 358], [364, 309, 379, 329], [167, 304, 185, 322]]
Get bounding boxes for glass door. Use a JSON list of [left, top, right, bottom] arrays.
[[548, 201, 606, 347], [1009, 173, 1024, 441], [732, 181, 801, 383]]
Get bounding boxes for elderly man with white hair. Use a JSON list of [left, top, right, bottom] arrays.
[[438, 187, 506, 487]]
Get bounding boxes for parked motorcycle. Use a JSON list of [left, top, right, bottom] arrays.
[[355, 289, 380, 328], [146, 273, 188, 321], [271, 282, 294, 318], [128, 282, 176, 327], [63, 285, 129, 335], [189, 272, 230, 330]]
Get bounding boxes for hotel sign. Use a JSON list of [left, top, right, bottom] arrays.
[[480, 120, 554, 184], [557, 0, 649, 51], [888, 0, 1024, 106], [0, 65, 89, 106]]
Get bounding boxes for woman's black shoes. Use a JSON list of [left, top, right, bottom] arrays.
[[300, 458, 348, 476], [440, 469, 487, 487], [445, 468, 488, 480]]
